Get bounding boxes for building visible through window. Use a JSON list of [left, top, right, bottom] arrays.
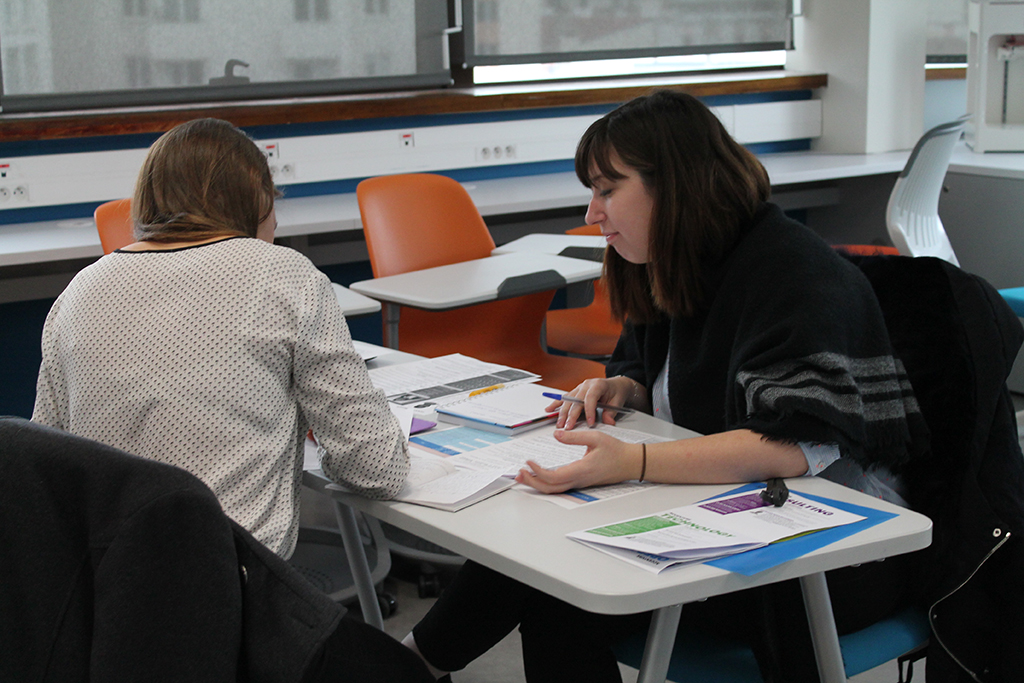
[[365, 0, 387, 16], [0, 0, 442, 109], [123, 0, 147, 18], [158, 0, 200, 23], [295, 0, 329, 22], [289, 58, 339, 80]]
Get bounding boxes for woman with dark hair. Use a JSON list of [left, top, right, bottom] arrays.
[[402, 91, 926, 682]]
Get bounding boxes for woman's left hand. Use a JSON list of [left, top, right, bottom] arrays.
[[514, 428, 642, 494]]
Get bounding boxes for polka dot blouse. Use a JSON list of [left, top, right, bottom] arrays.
[[33, 237, 409, 558]]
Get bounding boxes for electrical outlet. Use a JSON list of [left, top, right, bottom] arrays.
[[11, 185, 28, 202], [0, 187, 9, 202], [269, 164, 280, 179], [261, 142, 280, 159], [399, 131, 415, 148], [475, 143, 517, 163], [280, 163, 297, 181]]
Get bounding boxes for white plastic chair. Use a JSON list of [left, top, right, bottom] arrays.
[[886, 116, 1024, 392], [886, 115, 971, 266]]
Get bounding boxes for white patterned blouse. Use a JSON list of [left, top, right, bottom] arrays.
[[33, 237, 408, 558]]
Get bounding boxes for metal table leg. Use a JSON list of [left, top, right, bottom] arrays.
[[333, 500, 385, 630], [800, 571, 847, 683], [383, 302, 400, 350], [635, 603, 684, 683]]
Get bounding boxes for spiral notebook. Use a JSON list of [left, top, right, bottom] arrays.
[[435, 383, 559, 436]]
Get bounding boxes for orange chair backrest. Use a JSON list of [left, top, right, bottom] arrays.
[[94, 198, 134, 254], [834, 244, 900, 256], [356, 174, 495, 277], [566, 224, 601, 237]]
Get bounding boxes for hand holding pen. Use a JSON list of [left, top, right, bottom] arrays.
[[542, 392, 634, 416], [542, 377, 637, 429]]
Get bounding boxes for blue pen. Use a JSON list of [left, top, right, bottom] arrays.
[[542, 392, 635, 415]]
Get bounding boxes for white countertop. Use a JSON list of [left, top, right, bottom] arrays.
[[3, 144, 1021, 268]]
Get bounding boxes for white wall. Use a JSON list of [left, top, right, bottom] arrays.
[[925, 77, 968, 131], [0, 99, 821, 213], [788, 0, 927, 153]]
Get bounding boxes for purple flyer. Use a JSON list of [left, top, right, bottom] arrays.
[[698, 493, 769, 515]]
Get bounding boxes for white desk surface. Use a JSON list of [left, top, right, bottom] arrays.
[[304, 412, 932, 617], [348, 252, 602, 310], [491, 233, 607, 257], [4, 143, 1021, 268], [950, 144, 1024, 180], [330, 282, 381, 317]]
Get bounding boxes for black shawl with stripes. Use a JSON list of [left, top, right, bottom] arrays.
[[607, 203, 927, 471]]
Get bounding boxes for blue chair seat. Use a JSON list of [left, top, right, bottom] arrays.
[[613, 606, 929, 682], [998, 287, 1024, 318]]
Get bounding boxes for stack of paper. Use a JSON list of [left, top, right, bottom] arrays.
[[358, 423, 667, 512], [393, 446, 512, 511], [568, 489, 865, 573]]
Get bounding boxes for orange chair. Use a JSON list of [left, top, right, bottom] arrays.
[[834, 244, 900, 256], [545, 224, 622, 359], [93, 198, 134, 254], [356, 174, 605, 391]]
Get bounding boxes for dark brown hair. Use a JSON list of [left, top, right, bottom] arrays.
[[132, 118, 277, 243], [575, 90, 770, 321]]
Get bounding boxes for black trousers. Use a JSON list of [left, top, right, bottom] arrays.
[[413, 553, 917, 683], [302, 612, 434, 683]]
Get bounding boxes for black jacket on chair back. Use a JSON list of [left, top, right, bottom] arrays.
[[0, 417, 341, 683], [853, 254, 1024, 683]]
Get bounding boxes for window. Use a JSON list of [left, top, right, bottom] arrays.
[[0, 0, 449, 111], [0, 0, 860, 114], [159, 0, 200, 23], [365, 0, 388, 16], [295, 0, 329, 22], [462, 0, 791, 68], [364, 51, 392, 76], [123, 0, 148, 18], [125, 57, 203, 88], [2, 43, 40, 93], [928, 0, 968, 64], [288, 57, 339, 80]]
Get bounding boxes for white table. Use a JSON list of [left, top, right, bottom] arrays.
[[492, 233, 607, 262], [304, 409, 932, 683], [491, 234, 606, 307], [330, 282, 380, 317], [348, 252, 602, 349]]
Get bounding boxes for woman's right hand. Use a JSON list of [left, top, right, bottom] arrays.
[[543, 376, 637, 430]]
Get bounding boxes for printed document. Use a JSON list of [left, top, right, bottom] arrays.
[[368, 354, 539, 408], [325, 444, 512, 512], [450, 423, 668, 477], [568, 489, 865, 573]]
